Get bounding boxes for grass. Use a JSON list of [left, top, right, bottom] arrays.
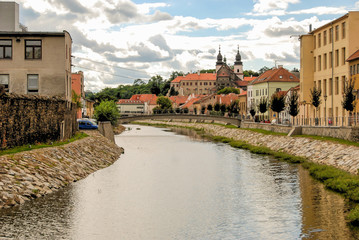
[[0, 132, 88, 156], [133, 120, 359, 225], [294, 134, 359, 147], [240, 128, 288, 136]]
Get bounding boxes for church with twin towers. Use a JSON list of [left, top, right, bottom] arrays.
[[170, 46, 248, 96]]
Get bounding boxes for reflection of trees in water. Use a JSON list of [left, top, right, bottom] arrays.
[[298, 166, 359, 239], [0, 186, 75, 239], [168, 127, 208, 141]]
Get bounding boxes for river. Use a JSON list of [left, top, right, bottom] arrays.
[[0, 125, 357, 239]]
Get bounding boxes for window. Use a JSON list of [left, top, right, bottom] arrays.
[[314, 35, 316, 49], [335, 49, 339, 67], [342, 22, 346, 39], [329, 78, 333, 95], [342, 47, 346, 65], [351, 66, 353, 75], [342, 76, 346, 94], [335, 25, 339, 41], [324, 53, 327, 69], [329, 52, 333, 68], [335, 77, 339, 95], [318, 33, 321, 48], [357, 64, 359, 74], [0, 40, 12, 59], [0, 74, 9, 92], [314, 57, 316, 72], [318, 55, 322, 71], [25, 40, 42, 59], [329, 28, 333, 43], [318, 80, 322, 91], [323, 79, 327, 95], [27, 74, 39, 94], [323, 30, 327, 45]]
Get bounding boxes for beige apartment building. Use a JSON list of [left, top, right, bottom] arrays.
[[299, 12, 359, 126], [347, 49, 359, 122], [0, 31, 73, 101]]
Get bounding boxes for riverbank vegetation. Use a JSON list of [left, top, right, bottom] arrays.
[[0, 132, 88, 156], [133, 121, 359, 225]]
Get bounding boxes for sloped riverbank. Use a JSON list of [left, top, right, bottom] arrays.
[[138, 120, 359, 174], [0, 130, 123, 209]]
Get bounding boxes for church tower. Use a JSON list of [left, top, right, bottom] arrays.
[[234, 46, 243, 80], [216, 46, 223, 73]]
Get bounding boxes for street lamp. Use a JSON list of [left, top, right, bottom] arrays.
[[324, 95, 327, 126], [303, 100, 306, 125]]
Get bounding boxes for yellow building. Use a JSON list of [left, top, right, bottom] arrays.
[[347, 49, 359, 124], [299, 12, 359, 126]]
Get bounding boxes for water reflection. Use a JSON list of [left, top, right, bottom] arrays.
[[0, 125, 357, 239]]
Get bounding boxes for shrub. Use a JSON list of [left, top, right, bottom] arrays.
[[94, 101, 120, 126]]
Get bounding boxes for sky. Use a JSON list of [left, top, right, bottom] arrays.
[[4, 0, 359, 92]]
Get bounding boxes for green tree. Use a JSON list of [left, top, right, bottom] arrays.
[[288, 90, 299, 124], [200, 69, 216, 73], [220, 104, 227, 115], [258, 66, 270, 75], [310, 86, 321, 121], [201, 106, 206, 114], [169, 87, 179, 96], [214, 103, 221, 111], [243, 70, 259, 77], [228, 100, 240, 116], [249, 105, 256, 120], [72, 90, 83, 109], [156, 96, 172, 110], [94, 101, 120, 126], [258, 97, 268, 120], [342, 78, 356, 125], [270, 92, 286, 123], [207, 104, 213, 111], [217, 87, 240, 95]]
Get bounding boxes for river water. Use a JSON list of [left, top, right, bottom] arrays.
[[0, 125, 357, 239]]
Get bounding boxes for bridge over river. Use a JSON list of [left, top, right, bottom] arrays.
[[118, 114, 241, 127]]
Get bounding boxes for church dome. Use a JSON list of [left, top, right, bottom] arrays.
[[217, 47, 223, 63], [234, 46, 242, 65]]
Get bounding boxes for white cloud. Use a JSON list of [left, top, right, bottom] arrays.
[[289, 6, 347, 15], [252, 0, 300, 14]]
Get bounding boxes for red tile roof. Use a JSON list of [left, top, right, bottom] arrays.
[[169, 96, 188, 105], [235, 81, 249, 87], [252, 67, 299, 85], [130, 94, 158, 105], [217, 93, 239, 105], [171, 76, 185, 83], [347, 49, 359, 62], [239, 91, 247, 96], [243, 76, 257, 82], [171, 73, 216, 83]]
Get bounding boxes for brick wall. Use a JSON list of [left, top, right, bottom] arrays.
[[0, 92, 77, 149]]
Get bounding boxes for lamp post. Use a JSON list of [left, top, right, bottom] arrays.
[[324, 95, 327, 126], [303, 100, 306, 125]]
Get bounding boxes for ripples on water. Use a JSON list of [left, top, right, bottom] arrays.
[[0, 125, 357, 239]]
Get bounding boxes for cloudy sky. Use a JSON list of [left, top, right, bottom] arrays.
[[6, 0, 359, 91]]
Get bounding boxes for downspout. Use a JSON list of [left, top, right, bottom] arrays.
[[331, 23, 334, 124]]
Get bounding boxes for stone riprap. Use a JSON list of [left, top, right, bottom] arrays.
[[0, 130, 123, 209], [140, 120, 359, 175]]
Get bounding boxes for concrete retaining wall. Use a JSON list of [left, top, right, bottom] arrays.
[[98, 121, 115, 142], [240, 122, 293, 134]]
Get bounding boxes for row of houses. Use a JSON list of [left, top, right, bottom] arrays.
[[0, 2, 94, 119]]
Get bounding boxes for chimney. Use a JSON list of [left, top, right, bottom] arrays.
[[197, 70, 200, 75], [278, 65, 283, 68], [309, 24, 312, 32]]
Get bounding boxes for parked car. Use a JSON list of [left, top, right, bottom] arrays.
[[78, 119, 98, 129]]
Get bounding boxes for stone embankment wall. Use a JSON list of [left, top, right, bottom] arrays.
[[0, 92, 77, 149], [141, 120, 359, 175], [0, 130, 123, 209], [241, 121, 359, 141]]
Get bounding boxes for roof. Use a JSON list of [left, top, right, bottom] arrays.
[[181, 97, 200, 109], [169, 96, 188, 105], [171, 76, 184, 83], [117, 99, 144, 105], [243, 76, 257, 82], [0, 31, 69, 38], [130, 94, 157, 105], [171, 73, 216, 83], [308, 13, 349, 34], [217, 93, 239, 105], [252, 67, 299, 85], [235, 81, 249, 87], [347, 49, 359, 62], [239, 91, 247, 96]]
